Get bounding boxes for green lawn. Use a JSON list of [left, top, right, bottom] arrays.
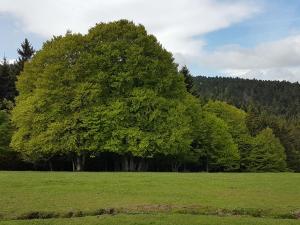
[[0, 172, 299, 224]]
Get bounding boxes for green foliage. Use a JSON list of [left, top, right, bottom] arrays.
[[195, 112, 240, 171], [246, 109, 300, 171], [0, 58, 10, 100], [86, 90, 193, 160], [0, 110, 20, 169], [247, 128, 287, 172], [0, 39, 35, 107], [204, 101, 253, 170], [179, 65, 194, 93], [0, 58, 16, 102], [204, 101, 249, 139], [193, 76, 300, 171], [282, 123, 300, 171], [12, 33, 86, 162], [11, 20, 193, 169], [192, 76, 300, 118], [17, 38, 35, 72], [7, 23, 297, 172], [0, 110, 12, 155]]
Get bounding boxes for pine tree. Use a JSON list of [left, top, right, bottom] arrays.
[[0, 57, 10, 101], [17, 38, 35, 72], [3, 39, 36, 103], [180, 65, 194, 93]]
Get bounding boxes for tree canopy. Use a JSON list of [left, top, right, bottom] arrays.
[[11, 20, 197, 171], [2, 20, 298, 172]]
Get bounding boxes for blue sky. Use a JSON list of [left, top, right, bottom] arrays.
[[193, 0, 300, 78], [0, 13, 44, 59], [1, 0, 300, 81], [204, 0, 300, 50]]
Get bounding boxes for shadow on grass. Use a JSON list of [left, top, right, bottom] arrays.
[[0, 205, 298, 221]]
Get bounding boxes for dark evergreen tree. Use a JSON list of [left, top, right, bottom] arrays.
[[17, 38, 35, 73], [0, 39, 36, 105], [180, 65, 194, 93], [0, 58, 11, 101]]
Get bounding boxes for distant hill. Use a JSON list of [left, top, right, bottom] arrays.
[[192, 76, 300, 118]]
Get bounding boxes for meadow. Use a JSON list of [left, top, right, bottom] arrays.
[[0, 172, 299, 224]]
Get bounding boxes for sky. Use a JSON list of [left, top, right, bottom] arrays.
[[1, 0, 300, 82]]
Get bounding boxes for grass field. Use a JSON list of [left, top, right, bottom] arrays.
[[0, 172, 299, 224]]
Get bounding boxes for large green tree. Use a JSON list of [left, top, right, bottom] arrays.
[[193, 112, 240, 171], [247, 128, 287, 172], [204, 101, 253, 170], [11, 20, 194, 171]]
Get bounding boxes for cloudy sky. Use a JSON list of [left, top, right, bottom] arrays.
[[1, 0, 300, 82]]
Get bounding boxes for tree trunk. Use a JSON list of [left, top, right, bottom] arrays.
[[113, 157, 121, 171], [172, 162, 180, 172], [137, 159, 148, 172], [183, 163, 187, 172], [144, 161, 149, 171], [206, 155, 209, 172], [122, 156, 129, 171], [73, 153, 85, 172], [137, 159, 144, 172], [129, 156, 135, 171], [48, 160, 53, 171], [33, 162, 38, 171], [76, 155, 82, 171], [72, 159, 75, 172]]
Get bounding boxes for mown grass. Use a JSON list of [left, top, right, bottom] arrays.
[[0, 172, 299, 223], [1, 214, 300, 225]]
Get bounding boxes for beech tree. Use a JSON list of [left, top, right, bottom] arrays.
[[204, 101, 253, 170], [11, 20, 194, 171], [191, 111, 240, 172]]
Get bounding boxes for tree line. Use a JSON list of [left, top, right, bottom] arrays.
[[192, 76, 300, 171], [0, 20, 297, 172]]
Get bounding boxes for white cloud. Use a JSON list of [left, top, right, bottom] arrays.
[[0, 0, 259, 58], [5, 0, 298, 82], [199, 35, 300, 82], [200, 35, 300, 69], [221, 68, 300, 83]]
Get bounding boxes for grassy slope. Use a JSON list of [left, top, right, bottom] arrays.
[[0, 214, 300, 225], [0, 172, 299, 222]]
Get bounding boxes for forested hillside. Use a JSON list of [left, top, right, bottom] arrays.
[[192, 76, 300, 171], [193, 76, 300, 118]]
